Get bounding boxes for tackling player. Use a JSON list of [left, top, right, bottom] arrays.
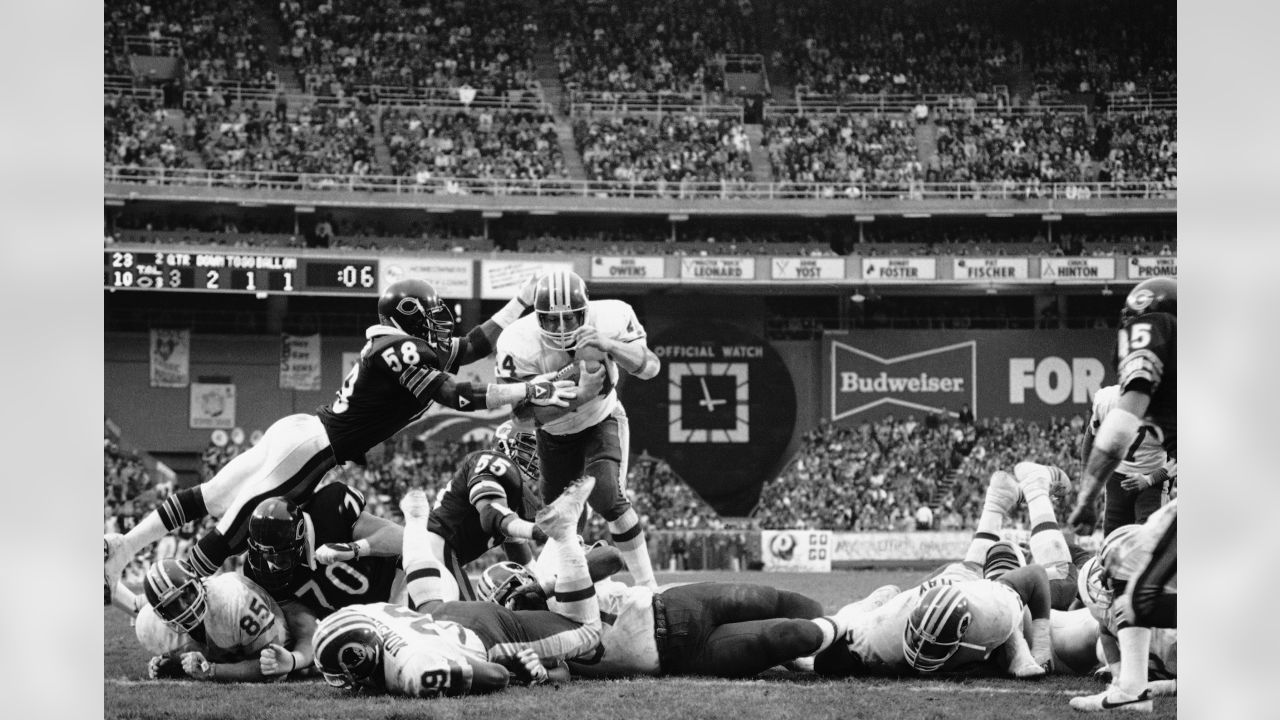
[[105, 278, 577, 595], [495, 270, 662, 590], [412, 420, 548, 602], [114, 559, 293, 682], [1066, 277, 1177, 712]]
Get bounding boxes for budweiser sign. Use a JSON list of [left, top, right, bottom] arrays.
[[830, 340, 977, 421]]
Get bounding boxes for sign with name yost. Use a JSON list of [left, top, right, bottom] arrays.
[[831, 341, 977, 421], [1127, 256, 1177, 279], [590, 256, 665, 280], [1040, 257, 1116, 281], [679, 257, 756, 282], [771, 257, 846, 282], [952, 257, 1029, 281], [861, 257, 937, 281], [621, 320, 796, 516]]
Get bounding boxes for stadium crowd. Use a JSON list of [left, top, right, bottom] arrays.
[[575, 114, 754, 186]]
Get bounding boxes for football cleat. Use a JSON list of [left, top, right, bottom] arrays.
[[1069, 686, 1153, 712], [398, 489, 431, 523], [536, 475, 595, 541], [104, 533, 129, 601], [984, 470, 1021, 517]]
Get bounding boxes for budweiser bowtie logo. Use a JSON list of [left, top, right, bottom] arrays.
[[830, 340, 977, 421]]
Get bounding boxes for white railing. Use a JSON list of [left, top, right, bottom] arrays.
[[765, 101, 1091, 119], [104, 165, 1177, 202], [567, 89, 742, 119]]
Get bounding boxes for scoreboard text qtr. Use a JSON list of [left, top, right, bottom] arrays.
[[105, 251, 379, 296]]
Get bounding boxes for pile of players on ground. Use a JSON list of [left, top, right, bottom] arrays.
[[104, 272, 1176, 713]]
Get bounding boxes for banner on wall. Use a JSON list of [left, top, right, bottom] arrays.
[[591, 256, 665, 281], [190, 383, 236, 429], [952, 257, 1029, 281], [280, 334, 322, 391], [680, 257, 756, 282], [861, 257, 937, 281], [479, 260, 575, 300], [761, 530, 832, 572], [1127, 256, 1177, 279], [149, 328, 190, 388], [771, 257, 845, 282], [1040, 257, 1116, 281], [825, 330, 1117, 423], [379, 257, 474, 299]]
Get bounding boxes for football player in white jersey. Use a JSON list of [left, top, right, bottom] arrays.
[[113, 559, 295, 681], [495, 270, 662, 590], [1084, 384, 1174, 536]]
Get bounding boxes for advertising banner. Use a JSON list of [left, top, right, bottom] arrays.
[[1126, 256, 1178, 279], [379, 256, 474, 299], [479, 260, 574, 300], [590, 256, 665, 281], [679, 257, 756, 282], [149, 328, 190, 388], [825, 330, 1116, 422], [280, 334, 322, 390], [952, 257, 1029, 281], [771, 257, 846, 282], [761, 530, 832, 572], [1040, 257, 1116, 281], [861, 257, 937, 281]]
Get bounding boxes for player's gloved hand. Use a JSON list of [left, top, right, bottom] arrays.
[[316, 542, 361, 564], [260, 643, 298, 677], [181, 651, 214, 681], [511, 648, 549, 685], [1067, 501, 1096, 536], [148, 654, 186, 680], [1119, 473, 1154, 492], [525, 379, 577, 407], [515, 274, 539, 309], [508, 580, 549, 612]]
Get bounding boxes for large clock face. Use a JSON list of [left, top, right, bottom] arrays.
[[668, 362, 749, 442]]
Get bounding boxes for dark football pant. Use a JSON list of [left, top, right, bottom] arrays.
[[1103, 471, 1166, 537], [1130, 513, 1177, 628], [655, 582, 825, 678], [432, 601, 597, 665], [537, 414, 630, 522]]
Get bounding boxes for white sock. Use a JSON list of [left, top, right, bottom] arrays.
[[548, 537, 597, 627], [1017, 463, 1072, 579], [810, 617, 839, 653], [402, 520, 455, 607], [1116, 625, 1152, 697], [608, 509, 656, 588]]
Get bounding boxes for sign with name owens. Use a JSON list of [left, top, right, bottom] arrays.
[[590, 256, 665, 281]]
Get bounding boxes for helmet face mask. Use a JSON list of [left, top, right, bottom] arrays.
[[533, 271, 589, 351], [314, 616, 385, 692], [247, 498, 308, 594], [144, 559, 208, 634], [379, 279, 455, 352], [903, 585, 972, 672], [1078, 555, 1114, 617], [477, 561, 538, 609], [494, 421, 540, 483]]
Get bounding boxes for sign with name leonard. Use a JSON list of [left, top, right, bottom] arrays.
[[620, 320, 796, 516]]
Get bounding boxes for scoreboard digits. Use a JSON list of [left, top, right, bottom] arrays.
[[105, 250, 378, 296]]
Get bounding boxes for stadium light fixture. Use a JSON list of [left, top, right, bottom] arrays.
[[1101, 285, 1114, 296]]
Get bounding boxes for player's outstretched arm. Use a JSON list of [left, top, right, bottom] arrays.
[[183, 652, 271, 682], [1069, 389, 1152, 532], [352, 512, 406, 556], [456, 276, 537, 365], [260, 602, 318, 678]]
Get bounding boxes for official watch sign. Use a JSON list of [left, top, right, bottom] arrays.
[[620, 320, 796, 517]]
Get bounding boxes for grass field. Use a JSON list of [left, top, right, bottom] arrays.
[[104, 569, 1176, 720]]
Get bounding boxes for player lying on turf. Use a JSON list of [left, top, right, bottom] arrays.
[[112, 558, 304, 682], [477, 541, 865, 679], [308, 476, 602, 696]]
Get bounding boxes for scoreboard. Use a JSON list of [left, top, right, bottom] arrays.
[[105, 250, 379, 296]]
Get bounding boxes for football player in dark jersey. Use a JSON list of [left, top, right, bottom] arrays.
[[244, 482, 405, 679], [1066, 277, 1176, 713], [417, 420, 547, 602], [105, 277, 577, 599]]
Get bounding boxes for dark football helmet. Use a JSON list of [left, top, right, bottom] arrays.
[[143, 559, 208, 634], [378, 279, 455, 352], [313, 612, 385, 691], [493, 420, 540, 483], [903, 584, 972, 672], [247, 497, 308, 594], [1121, 277, 1176, 321], [533, 270, 589, 350], [477, 561, 539, 608]]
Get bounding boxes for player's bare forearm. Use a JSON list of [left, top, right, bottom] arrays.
[[609, 339, 660, 379], [503, 540, 535, 566], [210, 657, 270, 682], [468, 659, 513, 694], [352, 513, 406, 556]]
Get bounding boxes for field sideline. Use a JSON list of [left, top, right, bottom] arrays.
[[104, 569, 1176, 720]]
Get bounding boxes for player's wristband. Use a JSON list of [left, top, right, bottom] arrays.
[[492, 297, 528, 329], [290, 651, 306, 673], [352, 539, 371, 560]]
